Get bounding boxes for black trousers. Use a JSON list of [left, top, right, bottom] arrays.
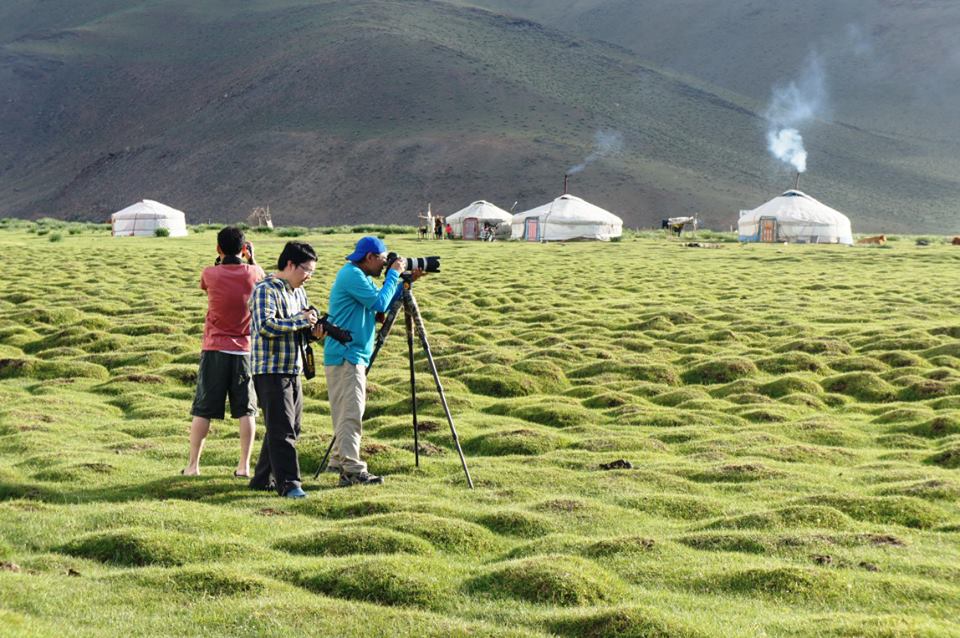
[[250, 374, 302, 495]]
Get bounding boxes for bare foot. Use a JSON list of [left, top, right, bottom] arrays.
[[181, 468, 200, 476], [233, 469, 250, 478]]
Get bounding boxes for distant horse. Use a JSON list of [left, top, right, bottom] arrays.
[[857, 234, 886, 245]]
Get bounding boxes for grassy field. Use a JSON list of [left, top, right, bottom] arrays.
[[1, 224, 959, 637]]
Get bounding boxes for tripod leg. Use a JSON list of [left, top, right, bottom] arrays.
[[405, 307, 420, 467], [313, 434, 336, 479], [367, 292, 404, 373], [404, 290, 474, 489]]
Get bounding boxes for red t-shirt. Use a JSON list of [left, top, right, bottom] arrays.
[[200, 264, 265, 351]]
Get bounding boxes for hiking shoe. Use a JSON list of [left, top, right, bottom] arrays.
[[338, 471, 384, 487], [283, 486, 307, 498]]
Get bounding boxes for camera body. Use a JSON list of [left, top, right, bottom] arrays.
[[385, 252, 440, 273], [304, 306, 352, 345]]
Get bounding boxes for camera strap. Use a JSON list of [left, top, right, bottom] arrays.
[[298, 330, 316, 380]]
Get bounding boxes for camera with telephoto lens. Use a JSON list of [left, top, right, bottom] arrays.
[[385, 252, 440, 273], [304, 306, 352, 345]]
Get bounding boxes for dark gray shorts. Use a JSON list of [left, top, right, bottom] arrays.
[[191, 351, 257, 419]]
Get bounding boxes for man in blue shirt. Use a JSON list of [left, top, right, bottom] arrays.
[[324, 236, 406, 486]]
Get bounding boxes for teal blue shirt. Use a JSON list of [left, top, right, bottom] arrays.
[[323, 263, 401, 367]]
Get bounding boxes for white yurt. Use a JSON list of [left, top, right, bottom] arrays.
[[511, 194, 623, 241], [738, 190, 853, 245], [111, 200, 188, 237], [446, 200, 513, 239]]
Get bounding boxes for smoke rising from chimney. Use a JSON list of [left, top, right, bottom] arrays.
[[767, 128, 807, 173], [764, 53, 827, 173], [567, 129, 624, 175]]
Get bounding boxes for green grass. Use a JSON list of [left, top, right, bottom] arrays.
[[1, 229, 960, 637]]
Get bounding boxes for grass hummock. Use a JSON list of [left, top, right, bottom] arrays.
[[0, 230, 958, 636]]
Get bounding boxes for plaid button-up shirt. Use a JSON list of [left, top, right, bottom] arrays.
[[250, 275, 312, 375]]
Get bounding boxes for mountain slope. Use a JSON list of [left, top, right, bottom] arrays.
[[0, 0, 957, 232], [457, 0, 960, 143]]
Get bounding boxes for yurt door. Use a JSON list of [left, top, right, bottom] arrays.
[[463, 217, 480, 240], [759, 217, 777, 242], [524, 218, 540, 242]]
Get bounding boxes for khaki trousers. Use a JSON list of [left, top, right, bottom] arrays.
[[324, 361, 367, 474]]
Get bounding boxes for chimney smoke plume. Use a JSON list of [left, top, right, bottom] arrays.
[[764, 53, 827, 174], [567, 129, 624, 175]]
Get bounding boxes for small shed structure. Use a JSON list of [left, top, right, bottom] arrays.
[[111, 200, 188, 237], [511, 194, 623, 241], [738, 190, 853, 245], [446, 200, 513, 239]]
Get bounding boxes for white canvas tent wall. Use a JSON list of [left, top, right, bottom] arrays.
[[446, 200, 513, 239], [738, 190, 853, 245], [511, 194, 623, 241], [111, 200, 188, 237]]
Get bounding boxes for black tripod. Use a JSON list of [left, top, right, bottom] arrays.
[[313, 276, 474, 488]]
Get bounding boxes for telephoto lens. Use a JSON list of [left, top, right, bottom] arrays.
[[302, 306, 352, 344], [386, 252, 440, 273], [405, 256, 440, 273], [318, 314, 352, 345]]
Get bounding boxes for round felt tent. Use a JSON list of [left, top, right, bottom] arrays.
[[446, 200, 513, 239], [111, 200, 188, 237], [738, 190, 853, 245], [511, 194, 622, 241]]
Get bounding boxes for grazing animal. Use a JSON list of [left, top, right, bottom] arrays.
[[857, 234, 886, 245], [952, 237, 960, 246]]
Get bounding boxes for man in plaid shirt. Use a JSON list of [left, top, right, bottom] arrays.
[[248, 241, 324, 498]]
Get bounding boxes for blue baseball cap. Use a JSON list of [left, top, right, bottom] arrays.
[[346, 236, 388, 262]]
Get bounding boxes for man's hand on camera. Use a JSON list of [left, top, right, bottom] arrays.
[[389, 255, 405, 273], [242, 241, 255, 264], [410, 268, 425, 282], [311, 323, 326, 339], [302, 308, 319, 325]]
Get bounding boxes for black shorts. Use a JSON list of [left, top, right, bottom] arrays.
[[190, 351, 257, 419]]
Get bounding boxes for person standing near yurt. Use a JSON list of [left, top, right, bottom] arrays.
[[182, 227, 264, 478]]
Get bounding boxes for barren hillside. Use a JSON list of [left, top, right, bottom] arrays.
[[0, 0, 957, 232]]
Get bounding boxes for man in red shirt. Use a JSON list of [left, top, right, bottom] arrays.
[[182, 227, 266, 477]]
